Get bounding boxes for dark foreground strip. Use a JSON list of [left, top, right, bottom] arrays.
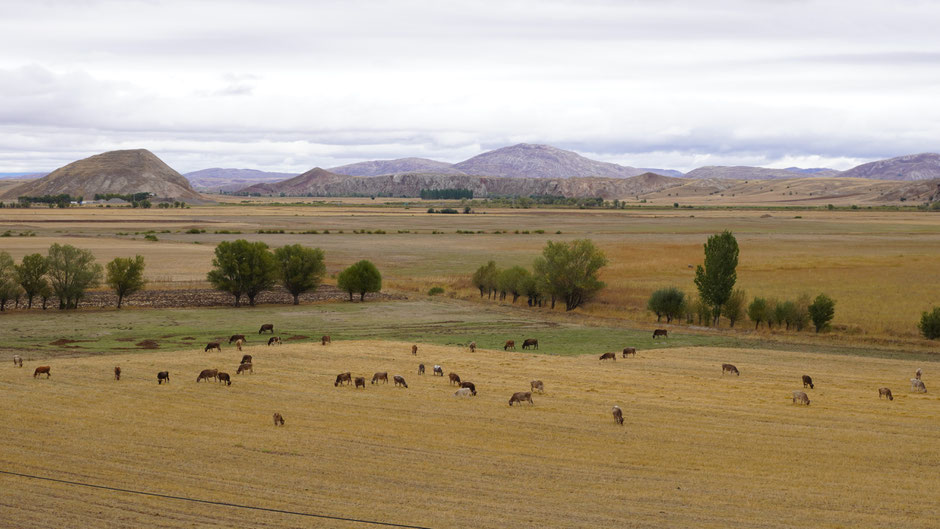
[[0, 469, 434, 529]]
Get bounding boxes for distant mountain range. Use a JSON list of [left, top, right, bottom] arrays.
[[684, 166, 841, 180], [838, 153, 940, 181], [184, 168, 297, 192]]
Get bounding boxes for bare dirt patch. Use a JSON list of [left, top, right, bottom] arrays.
[[135, 340, 159, 349]]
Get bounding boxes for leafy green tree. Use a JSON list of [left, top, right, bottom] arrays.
[[647, 287, 685, 323], [206, 239, 277, 307], [0, 251, 22, 311], [274, 244, 326, 305], [15, 253, 48, 308], [808, 294, 836, 333], [724, 289, 747, 328], [793, 293, 812, 331], [919, 307, 940, 340], [497, 266, 530, 303], [533, 239, 607, 311], [472, 261, 499, 299], [337, 260, 382, 301], [521, 273, 543, 307], [694, 231, 739, 326], [777, 300, 795, 330], [692, 296, 712, 326], [747, 297, 768, 329], [106, 255, 147, 309], [46, 244, 103, 309]]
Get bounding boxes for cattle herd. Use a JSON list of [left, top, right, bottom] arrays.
[[10, 325, 931, 428]]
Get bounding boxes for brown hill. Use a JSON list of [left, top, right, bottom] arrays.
[[839, 153, 940, 181], [452, 143, 682, 178], [684, 166, 841, 180], [328, 157, 466, 177], [1, 149, 206, 202]]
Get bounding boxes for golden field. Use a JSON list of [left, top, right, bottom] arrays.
[[1, 340, 937, 528]]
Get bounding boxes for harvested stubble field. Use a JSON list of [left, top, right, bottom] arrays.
[[1, 339, 938, 528]]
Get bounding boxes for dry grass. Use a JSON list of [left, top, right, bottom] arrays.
[[1, 340, 938, 528]]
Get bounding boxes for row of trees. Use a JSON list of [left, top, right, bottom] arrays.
[[471, 239, 607, 311], [0, 245, 146, 310], [206, 240, 382, 306]]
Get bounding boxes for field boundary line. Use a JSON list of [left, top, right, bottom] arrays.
[[0, 469, 434, 529]]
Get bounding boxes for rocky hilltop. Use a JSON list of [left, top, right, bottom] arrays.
[[2, 149, 205, 201], [452, 143, 682, 178], [839, 153, 940, 181]]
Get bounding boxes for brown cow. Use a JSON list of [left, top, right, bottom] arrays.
[[321, 335, 331, 345], [721, 363, 740, 376], [334, 372, 352, 386], [229, 334, 246, 344], [267, 336, 281, 346], [240, 354, 253, 365], [372, 372, 388, 384], [218, 372, 232, 386], [792, 391, 810, 405], [411, 344, 418, 356], [622, 347, 636, 358], [259, 324, 274, 334], [504, 340, 515, 350], [530, 380, 544, 393], [652, 329, 668, 339], [205, 342, 221, 353], [196, 369, 218, 383], [33, 366, 51, 378], [612, 405, 624, 425], [599, 352, 616, 361], [394, 375, 408, 388], [878, 387, 894, 401], [459, 381, 477, 395], [157, 371, 170, 384], [522, 338, 538, 350], [273, 412, 285, 426], [509, 391, 533, 406], [418, 364, 425, 375], [448, 373, 461, 385], [469, 342, 476, 352], [355, 377, 366, 388], [802, 375, 814, 389], [114, 366, 121, 381], [235, 338, 244, 352], [236, 362, 253, 374], [13, 355, 23, 367]]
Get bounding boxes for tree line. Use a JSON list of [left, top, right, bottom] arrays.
[[420, 188, 473, 200], [471, 239, 607, 311]]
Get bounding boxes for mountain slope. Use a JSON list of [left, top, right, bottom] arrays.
[[1, 149, 205, 201], [452, 143, 681, 178], [685, 166, 840, 180], [184, 168, 297, 192], [328, 158, 466, 177], [839, 153, 940, 181]]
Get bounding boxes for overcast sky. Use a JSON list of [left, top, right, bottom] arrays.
[[2, 0, 939, 173]]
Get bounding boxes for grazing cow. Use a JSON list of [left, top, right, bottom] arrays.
[[454, 388, 473, 397], [802, 375, 814, 389], [792, 391, 810, 405], [218, 372, 231, 386], [433, 365, 444, 376], [599, 352, 616, 361], [652, 329, 668, 339], [530, 380, 544, 393], [114, 366, 121, 381], [504, 340, 515, 351], [235, 338, 244, 352], [418, 364, 425, 375], [721, 363, 740, 376], [448, 373, 461, 385], [469, 342, 476, 353], [878, 387, 894, 401], [157, 371, 170, 384], [411, 344, 418, 356], [33, 366, 51, 378], [321, 335, 331, 345], [355, 377, 366, 389], [459, 381, 477, 395], [372, 372, 388, 384], [236, 362, 253, 375], [622, 347, 636, 358], [267, 336, 281, 346], [228, 334, 246, 344], [915, 368, 922, 380], [911, 379, 927, 393], [259, 324, 274, 334], [273, 412, 285, 426], [334, 372, 352, 386], [205, 342, 221, 353], [13, 355, 23, 367], [240, 354, 252, 365], [196, 369, 218, 383], [393, 375, 408, 388], [522, 338, 538, 350], [509, 391, 533, 406], [612, 405, 624, 425]]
